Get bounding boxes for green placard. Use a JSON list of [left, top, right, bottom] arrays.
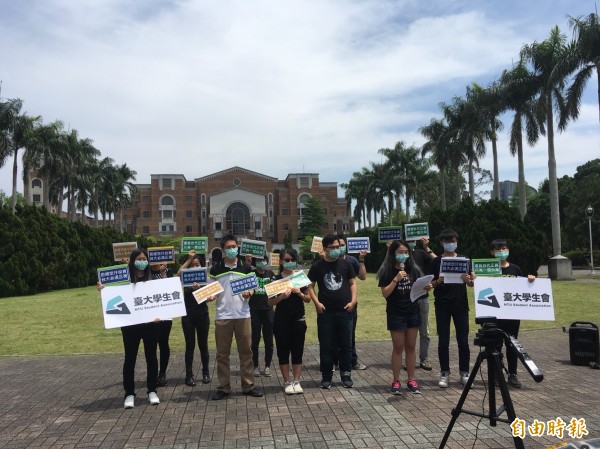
[[181, 237, 208, 254], [240, 238, 267, 258], [404, 222, 429, 240], [472, 258, 502, 277]]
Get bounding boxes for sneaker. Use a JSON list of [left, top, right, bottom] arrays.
[[439, 372, 449, 388], [391, 380, 402, 395], [148, 392, 160, 405], [263, 367, 272, 377], [508, 374, 522, 389], [420, 359, 433, 371], [185, 375, 196, 387], [320, 378, 332, 389], [293, 381, 303, 394], [124, 395, 135, 409], [460, 371, 469, 386], [353, 361, 367, 370], [254, 367, 261, 377], [157, 373, 167, 387], [407, 379, 422, 394], [284, 381, 295, 395], [341, 375, 353, 388]]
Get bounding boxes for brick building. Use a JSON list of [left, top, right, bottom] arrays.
[[122, 166, 353, 249]]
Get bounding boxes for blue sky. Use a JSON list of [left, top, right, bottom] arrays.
[[1, 0, 598, 203]]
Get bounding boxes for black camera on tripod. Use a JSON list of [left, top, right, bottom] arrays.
[[474, 316, 544, 383]]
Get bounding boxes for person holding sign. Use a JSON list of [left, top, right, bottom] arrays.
[[209, 234, 263, 400], [151, 263, 173, 387], [178, 251, 211, 387], [490, 239, 536, 389], [268, 248, 311, 394], [97, 248, 161, 409], [430, 229, 476, 389], [377, 240, 432, 395], [307, 234, 357, 390]]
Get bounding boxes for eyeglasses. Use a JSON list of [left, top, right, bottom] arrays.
[[326, 245, 340, 249], [282, 258, 294, 262]]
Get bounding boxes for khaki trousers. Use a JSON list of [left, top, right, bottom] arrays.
[[214, 318, 255, 393]]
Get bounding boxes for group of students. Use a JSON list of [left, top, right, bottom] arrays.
[[99, 229, 533, 409]]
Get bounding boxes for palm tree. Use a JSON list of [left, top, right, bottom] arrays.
[[439, 100, 470, 204], [521, 26, 571, 256], [420, 118, 450, 210], [499, 59, 543, 219], [114, 163, 138, 232]]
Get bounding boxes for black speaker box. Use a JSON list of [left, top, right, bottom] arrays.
[[567, 322, 599, 366]]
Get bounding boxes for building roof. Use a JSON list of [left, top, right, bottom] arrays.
[[195, 166, 278, 182]]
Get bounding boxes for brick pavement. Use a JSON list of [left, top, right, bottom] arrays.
[[1, 328, 599, 449]]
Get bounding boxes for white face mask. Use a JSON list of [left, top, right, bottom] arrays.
[[443, 242, 457, 252]]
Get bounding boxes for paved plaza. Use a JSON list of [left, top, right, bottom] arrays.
[[1, 327, 599, 449]]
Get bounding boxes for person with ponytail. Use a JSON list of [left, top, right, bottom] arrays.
[[376, 240, 431, 395]]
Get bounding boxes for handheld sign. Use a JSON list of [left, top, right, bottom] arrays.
[[270, 252, 280, 268], [311, 236, 323, 253], [264, 278, 293, 297], [229, 273, 259, 295], [97, 264, 131, 286], [346, 237, 370, 253], [474, 277, 555, 321], [192, 282, 224, 304], [240, 238, 267, 258], [439, 257, 470, 284], [378, 226, 403, 242], [404, 222, 429, 241], [181, 237, 208, 254], [289, 270, 312, 288], [180, 267, 208, 287], [112, 242, 137, 261], [100, 277, 186, 329], [148, 246, 176, 265], [472, 259, 502, 277]]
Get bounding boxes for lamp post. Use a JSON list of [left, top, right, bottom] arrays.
[[585, 205, 595, 275]]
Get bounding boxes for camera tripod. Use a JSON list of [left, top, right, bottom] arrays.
[[439, 338, 524, 449]]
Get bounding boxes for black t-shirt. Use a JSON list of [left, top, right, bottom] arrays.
[[501, 263, 523, 278], [344, 255, 360, 276], [430, 255, 470, 311], [411, 249, 432, 275], [273, 274, 307, 322], [250, 269, 276, 311], [378, 267, 419, 315], [307, 258, 355, 313], [183, 286, 209, 316]]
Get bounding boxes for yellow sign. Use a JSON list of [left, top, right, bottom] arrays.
[[264, 278, 293, 297], [311, 236, 323, 253], [270, 253, 280, 267], [192, 282, 224, 304], [112, 242, 137, 261]]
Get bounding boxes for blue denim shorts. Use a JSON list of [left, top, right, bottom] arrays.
[[387, 312, 421, 331]]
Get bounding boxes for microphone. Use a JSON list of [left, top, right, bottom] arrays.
[[399, 263, 405, 271]]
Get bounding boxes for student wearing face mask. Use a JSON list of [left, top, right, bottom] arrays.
[[97, 248, 161, 409], [307, 234, 357, 389], [490, 239, 536, 388], [268, 248, 311, 394], [430, 229, 476, 389], [249, 254, 276, 378]]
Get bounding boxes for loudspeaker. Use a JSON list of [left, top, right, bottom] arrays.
[[567, 322, 599, 366]]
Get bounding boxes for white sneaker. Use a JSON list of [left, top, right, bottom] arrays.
[[254, 367, 261, 377], [284, 382, 295, 395], [439, 372, 449, 388], [148, 392, 160, 405], [263, 367, 272, 377], [124, 395, 135, 409], [460, 371, 469, 386], [293, 381, 303, 394]]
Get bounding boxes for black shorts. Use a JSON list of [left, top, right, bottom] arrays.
[[387, 312, 421, 331]]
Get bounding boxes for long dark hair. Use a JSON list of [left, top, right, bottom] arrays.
[[128, 248, 151, 283], [376, 240, 423, 283]]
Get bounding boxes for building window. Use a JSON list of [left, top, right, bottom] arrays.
[[215, 222, 222, 230], [201, 194, 206, 204], [255, 220, 261, 230], [299, 176, 309, 188], [322, 208, 328, 215], [162, 209, 173, 219], [269, 224, 274, 232], [32, 194, 41, 203], [32, 179, 42, 188], [202, 225, 206, 234], [226, 202, 250, 236], [185, 196, 193, 203], [269, 210, 273, 218], [201, 209, 206, 219], [143, 196, 150, 204], [268, 193, 273, 204], [143, 226, 149, 234], [283, 224, 289, 230], [343, 223, 349, 231], [298, 193, 311, 218], [186, 210, 192, 218], [233, 178, 241, 186], [161, 196, 174, 206], [143, 211, 150, 218], [161, 224, 175, 232], [333, 223, 337, 231], [282, 209, 289, 216], [162, 178, 172, 189], [186, 225, 192, 232]]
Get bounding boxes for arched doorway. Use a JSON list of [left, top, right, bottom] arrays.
[[226, 202, 250, 237]]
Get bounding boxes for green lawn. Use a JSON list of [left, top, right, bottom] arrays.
[[1, 274, 599, 356]]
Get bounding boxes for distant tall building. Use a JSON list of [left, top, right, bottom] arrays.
[[121, 166, 353, 248], [497, 180, 537, 202]]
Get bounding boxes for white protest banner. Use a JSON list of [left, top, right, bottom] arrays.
[[439, 257, 470, 284], [181, 237, 208, 254], [97, 264, 130, 286], [264, 278, 293, 297], [192, 282, 224, 304], [180, 267, 208, 287], [346, 237, 370, 253], [474, 277, 555, 321], [230, 273, 259, 295], [100, 277, 185, 329], [311, 236, 323, 253], [378, 226, 402, 242], [270, 252, 280, 268], [240, 238, 267, 258], [112, 242, 137, 261], [148, 246, 176, 265], [404, 222, 429, 240]]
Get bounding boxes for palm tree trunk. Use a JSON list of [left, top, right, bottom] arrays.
[[405, 192, 411, 223], [517, 135, 527, 220], [11, 149, 19, 212], [491, 133, 500, 200], [468, 160, 475, 200], [455, 167, 461, 205], [440, 171, 447, 211], [597, 69, 600, 124], [546, 98, 562, 256]]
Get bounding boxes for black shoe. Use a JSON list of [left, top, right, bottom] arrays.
[[243, 387, 263, 397], [212, 390, 229, 400], [157, 373, 167, 387], [320, 378, 332, 389], [341, 376, 353, 388], [185, 375, 196, 387], [202, 373, 211, 384], [508, 374, 522, 388]]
